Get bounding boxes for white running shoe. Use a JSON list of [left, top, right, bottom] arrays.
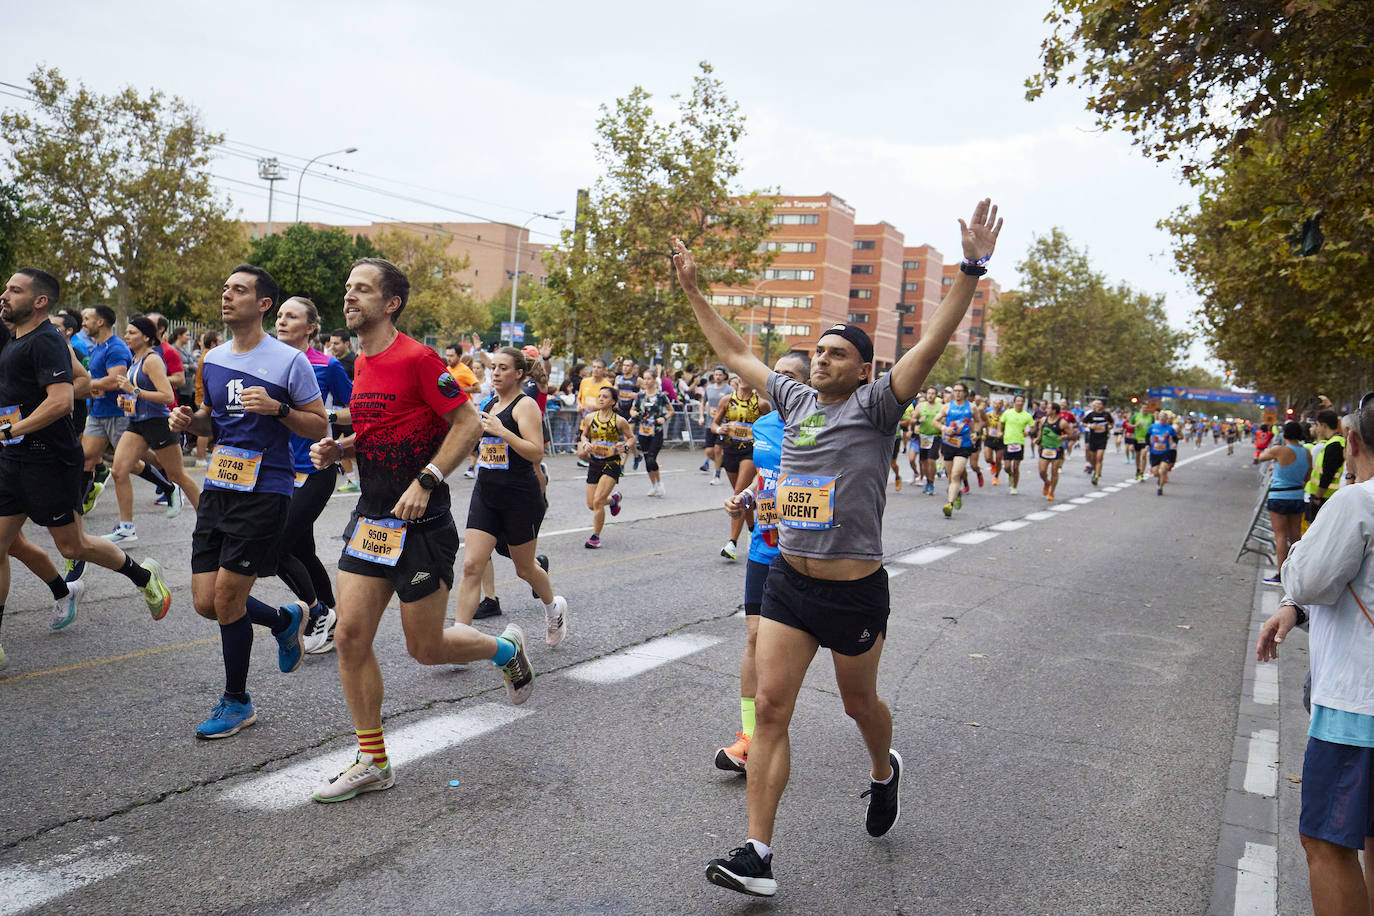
[[546, 596, 568, 647], [655, 482, 666, 497], [312, 752, 395, 803], [720, 540, 738, 560], [104, 523, 137, 544], [303, 607, 338, 655], [165, 486, 182, 519], [499, 623, 534, 705], [51, 579, 85, 630], [709, 475, 721, 486]]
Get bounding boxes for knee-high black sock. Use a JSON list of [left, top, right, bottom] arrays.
[[219, 615, 252, 701], [137, 462, 173, 494], [245, 596, 291, 634]]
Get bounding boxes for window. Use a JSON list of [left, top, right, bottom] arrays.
[[903, 282, 919, 292], [942, 277, 954, 286], [764, 295, 813, 309], [765, 268, 814, 281], [846, 312, 870, 324], [974, 291, 984, 299], [849, 289, 872, 299], [746, 322, 811, 336], [709, 294, 751, 307], [972, 309, 982, 317], [771, 213, 819, 226], [765, 241, 817, 253], [851, 264, 873, 275], [902, 326, 915, 335], [853, 239, 875, 250], [902, 260, 920, 270]]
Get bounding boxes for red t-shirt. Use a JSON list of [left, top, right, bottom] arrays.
[[159, 341, 184, 375], [351, 332, 468, 522]]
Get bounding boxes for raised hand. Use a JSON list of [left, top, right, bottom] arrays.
[[670, 237, 698, 292], [958, 198, 1003, 263]]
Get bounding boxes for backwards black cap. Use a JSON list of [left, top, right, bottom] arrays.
[[819, 323, 873, 363]]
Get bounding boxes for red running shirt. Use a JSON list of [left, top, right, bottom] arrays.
[[350, 332, 468, 522]]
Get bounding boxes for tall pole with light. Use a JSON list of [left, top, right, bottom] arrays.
[[508, 210, 564, 344], [294, 147, 358, 223], [257, 158, 286, 235]]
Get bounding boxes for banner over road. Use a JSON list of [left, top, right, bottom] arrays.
[[1148, 386, 1279, 407]]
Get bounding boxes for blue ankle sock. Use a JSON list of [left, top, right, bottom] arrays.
[[490, 638, 516, 666]]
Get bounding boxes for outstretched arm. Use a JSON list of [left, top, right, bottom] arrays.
[[671, 239, 772, 395], [888, 199, 1002, 403]]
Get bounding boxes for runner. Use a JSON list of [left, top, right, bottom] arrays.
[[109, 316, 200, 529], [1034, 403, 1070, 501], [678, 196, 1002, 898], [982, 398, 1004, 486], [1131, 403, 1153, 480], [1147, 410, 1182, 497], [699, 367, 732, 483], [914, 387, 942, 495], [630, 372, 673, 497], [168, 264, 328, 739], [714, 378, 766, 559], [715, 349, 810, 776], [935, 381, 983, 518], [452, 346, 567, 647], [309, 257, 533, 803], [967, 393, 986, 488], [0, 268, 172, 657], [1081, 398, 1112, 486], [1000, 394, 1034, 495], [577, 387, 633, 549], [326, 328, 361, 492], [272, 298, 353, 655], [1225, 419, 1239, 455]]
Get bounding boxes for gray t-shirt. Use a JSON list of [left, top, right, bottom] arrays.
[[704, 382, 732, 414], [767, 371, 904, 561]]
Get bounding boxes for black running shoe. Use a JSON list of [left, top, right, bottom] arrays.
[[532, 554, 549, 599], [706, 845, 776, 897], [473, 596, 503, 620], [861, 749, 902, 837]]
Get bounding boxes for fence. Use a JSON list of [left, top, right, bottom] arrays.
[[1235, 464, 1276, 565], [543, 400, 712, 455]]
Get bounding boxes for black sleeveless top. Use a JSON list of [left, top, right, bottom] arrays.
[[475, 393, 539, 492]]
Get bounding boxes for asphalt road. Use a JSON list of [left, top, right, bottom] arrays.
[[0, 440, 1262, 915]]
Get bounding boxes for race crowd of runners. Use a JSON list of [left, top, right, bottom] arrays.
[[4, 195, 1340, 901]]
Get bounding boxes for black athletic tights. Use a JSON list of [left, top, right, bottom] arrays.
[[276, 466, 337, 610]]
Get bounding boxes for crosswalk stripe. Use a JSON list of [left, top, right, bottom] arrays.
[[950, 531, 999, 545], [894, 545, 960, 565], [563, 633, 722, 684], [0, 838, 139, 916]]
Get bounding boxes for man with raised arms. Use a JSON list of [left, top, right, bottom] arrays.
[[309, 258, 534, 804], [675, 198, 1002, 897]]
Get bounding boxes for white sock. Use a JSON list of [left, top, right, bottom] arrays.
[[544, 601, 555, 613], [873, 767, 895, 785], [746, 838, 772, 860]]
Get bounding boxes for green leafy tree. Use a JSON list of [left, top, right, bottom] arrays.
[[0, 180, 46, 281], [371, 226, 485, 340], [991, 229, 1188, 403], [528, 62, 774, 364], [247, 224, 384, 330], [1, 66, 242, 322]]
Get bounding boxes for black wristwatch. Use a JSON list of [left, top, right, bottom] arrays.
[[328, 410, 338, 425], [276, 401, 291, 418], [416, 469, 440, 490]]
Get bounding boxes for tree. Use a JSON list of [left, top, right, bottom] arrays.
[[990, 229, 1188, 403], [247, 224, 382, 330], [476, 276, 542, 348], [0, 180, 45, 281], [528, 62, 774, 364], [370, 227, 485, 340], [1, 67, 243, 323], [921, 344, 969, 389]]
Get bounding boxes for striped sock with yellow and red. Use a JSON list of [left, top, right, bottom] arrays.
[[357, 727, 388, 767]]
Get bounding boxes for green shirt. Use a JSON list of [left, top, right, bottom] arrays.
[[1132, 412, 1152, 442], [917, 401, 943, 436], [1001, 408, 1034, 446]]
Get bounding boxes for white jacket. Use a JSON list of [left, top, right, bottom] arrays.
[[1283, 478, 1374, 714]]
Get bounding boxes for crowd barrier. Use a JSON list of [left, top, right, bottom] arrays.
[[1235, 464, 1277, 566]]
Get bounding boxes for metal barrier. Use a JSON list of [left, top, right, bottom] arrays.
[[543, 400, 710, 455], [1235, 464, 1277, 565]]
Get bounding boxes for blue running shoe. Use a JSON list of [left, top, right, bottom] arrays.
[[195, 695, 256, 739], [63, 557, 86, 583], [276, 604, 306, 673]]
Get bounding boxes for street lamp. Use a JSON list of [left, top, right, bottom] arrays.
[[508, 210, 565, 345], [294, 147, 358, 223]]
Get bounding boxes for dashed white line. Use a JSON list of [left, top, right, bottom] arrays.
[[1051, 503, 1077, 512], [990, 520, 1030, 532], [1084, 490, 1109, 499], [0, 838, 140, 916], [1023, 511, 1056, 521], [1069, 497, 1094, 505], [1252, 664, 1278, 706], [564, 633, 722, 684], [218, 704, 533, 811], [895, 545, 961, 565], [1234, 841, 1277, 916], [1243, 729, 1279, 798], [950, 531, 1000, 545]]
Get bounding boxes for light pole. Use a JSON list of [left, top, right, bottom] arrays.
[[257, 158, 286, 235], [294, 147, 358, 223], [508, 210, 564, 345]]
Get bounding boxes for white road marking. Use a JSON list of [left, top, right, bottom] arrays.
[[886, 567, 907, 579], [218, 704, 533, 811], [894, 545, 960, 565], [541, 525, 594, 538], [1243, 729, 1279, 798], [1103, 487, 1122, 493], [564, 633, 722, 684], [1085, 491, 1109, 499], [1051, 504, 1078, 512], [1174, 446, 1227, 468], [1252, 664, 1278, 706], [990, 520, 1030, 532], [0, 838, 139, 916], [951, 531, 999, 545], [1023, 511, 1056, 521], [1069, 497, 1094, 505], [1234, 841, 1277, 916]]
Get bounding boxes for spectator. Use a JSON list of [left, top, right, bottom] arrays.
[[1258, 420, 1310, 586], [1257, 397, 1374, 916]]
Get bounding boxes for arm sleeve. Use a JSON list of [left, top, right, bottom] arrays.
[[287, 351, 323, 406], [1320, 441, 1345, 489], [1283, 487, 1374, 605]]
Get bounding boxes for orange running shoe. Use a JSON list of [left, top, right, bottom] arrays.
[[715, 732, 750, 773]]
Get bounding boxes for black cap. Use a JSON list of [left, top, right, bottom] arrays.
[[818, 323, 873, 363]]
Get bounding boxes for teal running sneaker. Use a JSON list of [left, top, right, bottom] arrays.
[[276, 604, 305, 673], [195, 695, 256, 739]]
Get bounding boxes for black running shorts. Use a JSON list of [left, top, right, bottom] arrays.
[[761, 556, 889, 656], [192, 489, 290, 576], [722, 446, 754, 474], [337, 512, 458, 603], [467, 482, 544, 551], [128, 416, 178, 451], [939, 442, 973, 462], [0, 458, 83, 527], [586, 457, 622, 485]]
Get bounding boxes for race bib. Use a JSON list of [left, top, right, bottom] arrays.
[[1040, 448, 1059, 460], [118, 393, 137, 416], [478, 436, 509, 470], [919, 434, 935, 449], [1092, 421, 1108, 433], [344, 516, 407, 567], [729, 422, 754, 443], [638, 421, 655, 438], [294, 471, 309, 488], [618, 388, 634, 401], [0, 405, 23, 445], [987, 427, 1002, 438], [590, 440, 617, 460], [206, 445, 263, 492], [1006, 443, 1023, 456], [1150, 433, 1171, 452], [777, 474, 837, 530]]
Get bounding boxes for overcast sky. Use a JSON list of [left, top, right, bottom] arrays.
[[7, 0, 1215, 368]]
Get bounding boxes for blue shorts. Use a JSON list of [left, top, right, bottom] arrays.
[[1267, 498, 1305, 516], [743, 558, 770, 615], [1300, 736, 1374, 848]]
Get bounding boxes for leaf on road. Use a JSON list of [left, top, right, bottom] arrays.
[[1176, 624, 1192, 629], [1289, 776, 1303, 784], [969, 653, 987, 659], [967, 722, 981, 727]]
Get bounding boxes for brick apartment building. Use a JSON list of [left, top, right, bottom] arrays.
[[242, 221, 549, 302]]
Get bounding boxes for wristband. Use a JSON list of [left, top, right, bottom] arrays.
[[424, 462, 444, 481], [964, 253, 992, 267], [959, 262, 988, 277]]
